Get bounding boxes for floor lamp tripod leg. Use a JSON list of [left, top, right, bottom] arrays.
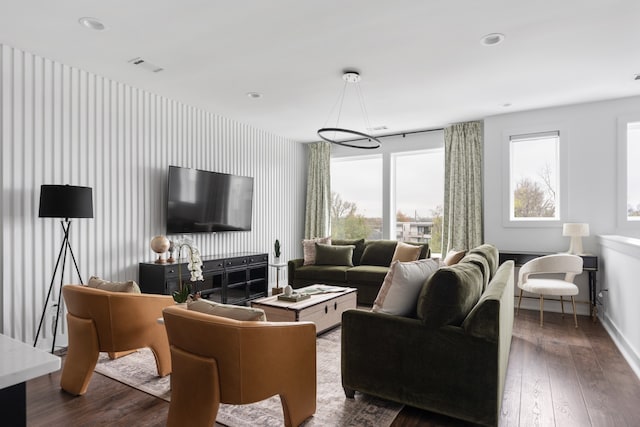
[[33, 223, 69, 348]]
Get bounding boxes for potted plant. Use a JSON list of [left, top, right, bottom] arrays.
[[172, 239, 204, 304]]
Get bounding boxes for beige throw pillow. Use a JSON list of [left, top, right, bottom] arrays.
[[87, 276, 141, 293], [187, 298, 266, 321], [372, 258, 441, 316], [443, 249, 466, 266], [391, 242, 422, 263], [302, 237, 331, 265]]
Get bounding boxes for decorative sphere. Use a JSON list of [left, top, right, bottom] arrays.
[[150, 235, 170, 254]]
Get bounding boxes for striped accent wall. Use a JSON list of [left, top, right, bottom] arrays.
[[0, 44, 307, 348]]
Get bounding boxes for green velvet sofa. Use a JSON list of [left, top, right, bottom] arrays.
[[287, 239, 430, 305], [341, 244, 514, 427]]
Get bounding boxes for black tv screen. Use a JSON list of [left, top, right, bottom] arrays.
[[166, 166, 254, 233]]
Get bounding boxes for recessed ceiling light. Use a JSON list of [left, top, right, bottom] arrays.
[[246, 92, 262, 99], [635, 74, 640, 80], [78, 17, 105, 31], [502, 103, 512, 107], [480, 33, 505, 46]]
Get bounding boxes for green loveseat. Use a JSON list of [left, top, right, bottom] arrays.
[[287, 239, 430, 305], [341, 244, 514, 427]]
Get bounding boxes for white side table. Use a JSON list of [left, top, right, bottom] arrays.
[[0, 334, 61, 426], [269, 261, 288, 295]]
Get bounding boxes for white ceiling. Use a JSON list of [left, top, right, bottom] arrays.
[[1, 0, 639, 143]]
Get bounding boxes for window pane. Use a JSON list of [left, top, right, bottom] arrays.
[[510, 132, 560, 220], [628, 122, 640, 220], [331, 156, 382, 239], [394, 149, 444, 254]]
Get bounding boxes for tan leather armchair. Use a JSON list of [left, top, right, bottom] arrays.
[[162, 305, 316, 427], [60, 284, 174, 395]]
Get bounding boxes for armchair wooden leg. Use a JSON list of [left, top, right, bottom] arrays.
[[517, 289, 523, 315], [60, 315, 99, 395], [571, 296, 578, 328], [560, 296, 565, 318], [539, 295, 544, 327]]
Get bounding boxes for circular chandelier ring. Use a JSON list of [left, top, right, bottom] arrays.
[[317, 127, 381, 149]]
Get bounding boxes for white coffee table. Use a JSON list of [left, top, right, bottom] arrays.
[[251, 285, 357, 334]]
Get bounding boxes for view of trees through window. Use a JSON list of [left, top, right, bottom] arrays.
[[330, 149, 444, 255], [627, 122, 640, 220], [510, 132, 560, 220]]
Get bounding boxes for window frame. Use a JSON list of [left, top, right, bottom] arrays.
[[617, 114, 640, 228], [501, 125, 568, 228]]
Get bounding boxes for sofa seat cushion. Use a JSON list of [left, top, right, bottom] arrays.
[[417, 262, 484, 327], [294, 265, 349, 282], [346, 265, 390, 284]]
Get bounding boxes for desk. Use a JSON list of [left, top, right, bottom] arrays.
[[499, 251, 598, 319], [0, 334, 61, 426]]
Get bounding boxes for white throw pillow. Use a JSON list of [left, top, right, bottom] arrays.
[[187, 298, 266, 321], [372, 258, 441, 316]]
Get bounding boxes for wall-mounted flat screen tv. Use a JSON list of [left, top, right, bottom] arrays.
[[166, 165, 254, 233]]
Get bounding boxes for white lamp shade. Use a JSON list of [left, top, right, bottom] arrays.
[[562, 223, 589, 254], [562, 223, 589, 237]]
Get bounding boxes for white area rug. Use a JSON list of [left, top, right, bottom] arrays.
[[94, 328, 403, 426]]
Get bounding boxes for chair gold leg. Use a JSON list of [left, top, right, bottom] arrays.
[[539, 295, 544, 327], [571, 296, 578, 328], [559, 296, 565, 318], [517, 289, 523, 315]]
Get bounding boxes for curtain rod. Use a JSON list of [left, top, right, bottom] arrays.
[[335, 127, 445, 143]]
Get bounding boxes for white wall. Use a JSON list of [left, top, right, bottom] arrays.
[[598, 235, 640, 378], [484, 96, 640, 318], [0, 43, 308, 348]]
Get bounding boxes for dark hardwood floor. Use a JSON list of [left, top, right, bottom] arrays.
[[27, 309, 640, 426]]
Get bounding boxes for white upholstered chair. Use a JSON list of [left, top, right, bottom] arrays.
[[516, 254, 583, 328]]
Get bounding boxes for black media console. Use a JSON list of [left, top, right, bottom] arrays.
[[139, 252, 268, 305]]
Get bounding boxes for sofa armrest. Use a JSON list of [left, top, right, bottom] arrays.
[[288, 258, 304, 285]]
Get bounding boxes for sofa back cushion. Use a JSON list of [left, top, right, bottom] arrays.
[[315, 243, 355, 266], [417, 262, 484, 327], [459, 253, 490, 290], [468, 244, 499, 278], [360, 240, 398, 266], [332, 238, 366, 265]]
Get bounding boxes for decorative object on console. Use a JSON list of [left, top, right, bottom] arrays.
[[150, 235, 170, 264], [563, 223, 590, 255], [317, 70, 381, 149], [34, 184, 93, 353], [166, 240, 175, 263], [172, 239, 204, 303], [274, 239, 281, 260]]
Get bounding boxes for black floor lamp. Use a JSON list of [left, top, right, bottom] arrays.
[[34, 184, 93, 353]]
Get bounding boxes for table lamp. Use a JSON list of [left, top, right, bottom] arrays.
[[562, 223, 589, 255]]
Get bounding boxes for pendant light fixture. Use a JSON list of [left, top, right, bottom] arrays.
[[317, 71, 381, 149]]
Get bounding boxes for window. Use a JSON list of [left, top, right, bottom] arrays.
[[393, 150, 444, 254], [626, 122, 640, 221], [330, 155, 383, 240], [330, 130, 445, 254], [508, 131, 560, 221]]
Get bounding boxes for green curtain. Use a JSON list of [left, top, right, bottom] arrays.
[[304, 141, 331, 239], [442, 121, 483, 254]]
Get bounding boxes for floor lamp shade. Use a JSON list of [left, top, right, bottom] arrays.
[[39, 185, 93, 218]]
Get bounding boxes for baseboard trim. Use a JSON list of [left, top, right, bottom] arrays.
[[600, 312, 640, 381]]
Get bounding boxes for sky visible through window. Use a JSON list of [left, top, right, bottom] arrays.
[[331, 150, 444, 219]]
